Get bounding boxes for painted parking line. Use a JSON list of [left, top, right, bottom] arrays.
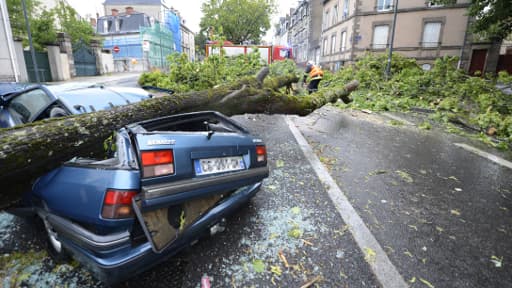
[[454, 143, 512, 170], [285, 116, 408, 288]]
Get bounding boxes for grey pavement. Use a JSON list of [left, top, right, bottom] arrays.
[[53, 72, 142, 87], [293, 106, 512, 288]]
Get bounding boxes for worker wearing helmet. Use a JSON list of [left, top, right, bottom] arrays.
[[303, 61, 324, 94]]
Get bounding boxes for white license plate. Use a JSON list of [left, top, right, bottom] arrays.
[[194, 156, 245, 175]]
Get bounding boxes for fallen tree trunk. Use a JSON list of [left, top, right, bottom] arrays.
[[0, 68, 358, 209]]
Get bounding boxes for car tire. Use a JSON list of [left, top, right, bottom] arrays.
[[49, 107, 69, 118]]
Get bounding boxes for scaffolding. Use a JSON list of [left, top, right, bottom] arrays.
[[164, 10, 182, 53], [140, 24, 175, 68]]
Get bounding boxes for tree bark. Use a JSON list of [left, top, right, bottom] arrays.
[[0, 69, 358, 209]]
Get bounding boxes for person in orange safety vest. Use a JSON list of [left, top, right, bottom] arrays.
[[303, 61, 324, 94]]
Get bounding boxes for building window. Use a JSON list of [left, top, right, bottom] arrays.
[[372, 25, 389, 49], [427, 1, 444, 7], [331, 34, 337, 54], [323, 38, 328, 56], [332, 5, 338, 26], [422, 22, 442, 47], [377, 0, 392, 11], [343, 0, 349, 19], [323, 10, 329, 30], [341, 31, 347, 52]]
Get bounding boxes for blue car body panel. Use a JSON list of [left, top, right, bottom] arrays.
[[20, 111, 268, 284]]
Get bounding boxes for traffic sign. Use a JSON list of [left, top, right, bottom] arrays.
[[142, 40, 150, 52], [113, 46, 120, 53]]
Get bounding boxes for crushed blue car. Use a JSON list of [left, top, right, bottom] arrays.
[[10, 111, 268, 284], [0, 82, 154, 128]]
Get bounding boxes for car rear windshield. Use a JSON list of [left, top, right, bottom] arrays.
[[133, 112, 248, 134]]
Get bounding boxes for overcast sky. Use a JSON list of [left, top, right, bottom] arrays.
[[65, 0, 299, 41]]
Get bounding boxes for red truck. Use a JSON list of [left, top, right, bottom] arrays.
[[205, 43, 293, 64]]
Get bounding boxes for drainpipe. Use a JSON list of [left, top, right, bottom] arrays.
[[457, 15, 471, 70], [1, 0, 19, 82], [385, 0, 398, 80]]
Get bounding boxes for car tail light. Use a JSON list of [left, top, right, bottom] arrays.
[[256, 145, 266, 163], [102, 189, 137, 219], [141, 150, 174, 178]]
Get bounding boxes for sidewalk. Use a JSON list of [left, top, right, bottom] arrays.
[[53, 72, 142, 85]]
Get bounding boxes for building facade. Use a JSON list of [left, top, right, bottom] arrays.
[[102, 0, 195, 61], [319, 0, 472, 71], [286, 0, 323, 66]]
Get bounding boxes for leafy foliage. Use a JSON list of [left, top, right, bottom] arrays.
[[6, 0, 94, 50], [53, 2, 95, 45], [31, 10, 57, 51], [200, 0, 276, 44], [6, 0, 40, 39], [139, 51, 299, 93], [326, 53, 512, 146]]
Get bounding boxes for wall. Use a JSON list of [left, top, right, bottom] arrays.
[[13, 40, 28, 82], [0, 0, 20, 81], [47, 45, 71, 81], [100, 52, 115, 74]]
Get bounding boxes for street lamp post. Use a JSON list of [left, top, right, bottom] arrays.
[[22, 0, 40, 83], [385, 0, 399, 80]]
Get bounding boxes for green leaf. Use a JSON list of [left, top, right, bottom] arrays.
[[252, 259, 266, 273]]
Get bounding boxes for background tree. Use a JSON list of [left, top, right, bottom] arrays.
[[52, 2, 95, 45], [31, 10, 57, 51], [199, 0, 276, 44], [6, 0, 40, 39]]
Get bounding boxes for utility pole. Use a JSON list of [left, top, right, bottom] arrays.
[[22, 0, 40, 83], [385, 0, 399, 80]]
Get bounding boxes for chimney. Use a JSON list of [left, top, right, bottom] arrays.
[[125, 6, 134, 15], [111, 9, 118, 16]]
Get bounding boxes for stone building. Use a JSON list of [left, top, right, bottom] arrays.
[[319, 0, 472, 71], [287, 0, 323, 66]]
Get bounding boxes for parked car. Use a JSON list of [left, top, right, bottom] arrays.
[[0, 82, 154, 128], [10, 111, 269, 284]]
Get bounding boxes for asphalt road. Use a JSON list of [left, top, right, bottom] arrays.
[[293, 106, 512, 288], [1, 76, 511, 287]]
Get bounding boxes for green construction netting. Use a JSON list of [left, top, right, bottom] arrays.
[[140, 25, 175, 68]]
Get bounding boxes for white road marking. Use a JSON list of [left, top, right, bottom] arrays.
[[454, 143, 512, 170], [285, 116, 408, 288], [381, 112, 415, 126]]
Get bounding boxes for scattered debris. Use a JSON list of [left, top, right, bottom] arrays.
[[361, 109, 373, 114], [369, 169, 388, 176], [364, 247, 376, 263], [270, 265, 282, 276], [408, 225, 418, 231], [396, 170, 414, 183], [491, 256, 503, 268], [409, 276, 417, 283], [276, 159, 285, 168], [450, 209, 461, 216], [454, 188, 462, 192], [290, 207, 301, 215], [300, 275, 322, 288], [419, 277, 435, 288], [252, 259, 266, 273], [201, 274, 212, 288], [435, 226, 444, 233], [404, 250, 414, 258], [336, 250, 345, 259], [278, 250, 289, 268]]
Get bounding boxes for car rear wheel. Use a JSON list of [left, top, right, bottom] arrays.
[[41, 215, 71, 263]]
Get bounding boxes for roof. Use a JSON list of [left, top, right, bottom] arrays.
[[103, 0, 163, 5]]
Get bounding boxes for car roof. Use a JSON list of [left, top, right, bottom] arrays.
[[54, 87, 143, 114]]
